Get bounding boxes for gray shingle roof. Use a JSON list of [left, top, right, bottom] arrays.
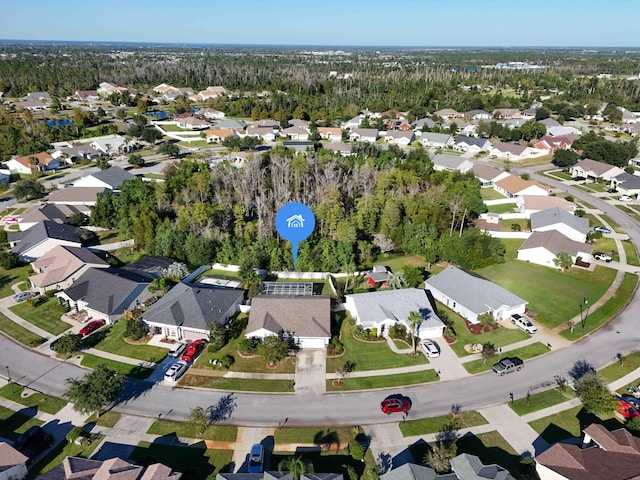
[[613, 172, 640, 190], [380, 463, 439, 480], [530, 207, 589, 235], [425, 266, 527, 314], [450, 454, 515, 480], [90, 166, 135, 189], [454, 136, 489, 148], [420, 132, 452, 144], [247, 296, 331, 338], [9, 221, 81, 256], [143, 283, 244, 331], [518, 230, 593, 257], [62, 267, 151, 316], [432, 154, 472, 170], [345, 289, 444, 330]]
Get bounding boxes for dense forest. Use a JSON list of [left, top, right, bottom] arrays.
[[90, 147, 497, 274]]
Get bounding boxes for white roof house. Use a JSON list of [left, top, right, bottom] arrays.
[[432, 154, 474, 173], [425, 266, 527, 323], [530, 207, 590, 242], [517, 230, 594, 269], [73, 166, 135, 190], [344, 288, 446, 339], [570, 159, 625, 182], [419, 132, 453, 148], [516, 195, 576, 218], [472, 163, 511, 187]]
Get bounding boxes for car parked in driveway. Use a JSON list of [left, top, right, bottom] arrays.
[[168, 340, 188, 358], [79, 319, 106, 337], [594, 226, 612, 234], [619, 195, 633, 202], [248, 444, 264, 473], [380, 395, 411, 414], [420, 339, 440, 357], [163, 360, 188, 382], [593, 251, 612, 262], [511, 314, 538, 334], [180, 339, 206, 362], [13, 291, 39, 303]]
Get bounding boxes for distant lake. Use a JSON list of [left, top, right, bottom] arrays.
[[43, 119, 74, 127], [147, 111, 170, 120]]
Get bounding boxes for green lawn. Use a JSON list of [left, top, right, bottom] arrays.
[[438, 306, 530, 357], [593, 236, 618, 257], [374, 253, 429, 271], [199, 268, 241, 279], [486, 203, 517, 214], [0, 404, 43, 441], [463, 342, 550, 374], [509, 388, 576, 416], [622, 239, 640, 266], [528, 406, 623, 444], [500, 238, 526, 260], [147, 419, 237, 442], [599, 351, 640, 384], [91, 319, 168, 363], [157, 123, 190, 132], [325, 317, 428, 373], [181, 374, 295, 392], [0, 313, 46, 346], [474, 262, 616, 329], [500, 219, 528, 232], [130, 443, 233, 480], [543, 170, 572, 180], [274, 426, 357, 446], [27, 434, 103, 479], [10, 296, 71, 335], [326, 369, 438, 391], [88, 410, 121, 428], [0, 265, 33, 298], [80, 353, 154, 380], [560, 272, 638, 340], [399, 410, 488, 437], [480, 188, 507, 201], [0, 384, 66, 414]]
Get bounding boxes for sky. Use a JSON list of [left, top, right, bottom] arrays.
[[2, 0, 639, 47]]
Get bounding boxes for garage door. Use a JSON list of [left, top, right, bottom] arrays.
[[297, 337, 327, 349], [180, 328, 207, 340], [419, 326, 444, 339]]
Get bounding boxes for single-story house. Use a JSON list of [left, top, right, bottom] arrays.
[[570, 159, 625, 182], [411, 117, 436, 131], [245, 296, 331, 349], [530, 207, 590, 242], [89, 135, 136, 155], [472, 163, 511, 187], [494, 175, 551, 198], [499, 118, 528, 130], [535, 424, 640, 480], [67, 90, 100, 102], [46, 187, 106, 206], [381, 454, 515, 480], [431, 154, 474, 173], [73, 166, 135, 190], [283, 141, 315, 154], [205, 128, 236, 143], [539, 117, 561, 128], [177, 116, 210, 130], [189, 85, 227, 101], [348, 128, 379, 143], [453, 136, 491, 154], [51, 144, 101, 163], [516, 195, 575, 218], [533, 134, 574, 154], [142, 283, 244, 340], [419, 132, 453, 149], [425, 266, 527, 323], [0, 442, 28, 480], [446, 119, 478, 136], [344, 288, 446, 339], [38, 456, 181, 480], [517, 230, 593, 269], [216, 119, 247, 131], [342, 114, 365, 129], [13, 100, 49, 111], [317, 127, 343, 142], [492, 108, 521, 119], [252, 119, 280, 130], [245, 126, 277, 142], [547, 125, 581, 137], [198, 108, 225, 120], [382, 130, 414, 146], [465, 109, 491, 120], [5, 152, 63, 174], [322, 142, 353, 156], [282, 126, 310, 141], [30, 245, 109, 293], [56, 267, 154, 323], [9, 221, 82, 262], [433, 108, 462, 120], [24, 91, 51, 102], [17, 203, 89, 231], [288, 119, 310, 128], [489, 142, 546, 162], [611, 172, 640, 195]]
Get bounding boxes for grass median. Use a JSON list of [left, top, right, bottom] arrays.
[[0, 384, 66, 415], [399, 410, 488, 437], [463, 342, 550, 375], [181, 374, 295, 392], [80, 353, 154, 380], [326, 369, 438, 391], [147, 419, 237, 442], [509, 387, 576, 416]]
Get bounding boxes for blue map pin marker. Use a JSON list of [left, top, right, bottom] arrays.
[[275, 202, 316, 268]]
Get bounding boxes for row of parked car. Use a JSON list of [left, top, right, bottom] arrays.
[[164, 339, 207, 382]]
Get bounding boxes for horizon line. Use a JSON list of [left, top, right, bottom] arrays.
[[1, 39, 639, 50]]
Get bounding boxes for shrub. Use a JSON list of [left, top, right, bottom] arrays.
[[327, 336, 344, 355], [388, 324, 407, 339], [125, 318, 149, 341], [219, 354, 234, 369], [54, 333, 83, 355], [349, 439, 365, 461], [0, 251, 22, 269], [238, 338, 260, 355], [227, 316, 249, 339]]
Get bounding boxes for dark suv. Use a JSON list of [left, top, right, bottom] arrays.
[[14, 425, 53, 458]]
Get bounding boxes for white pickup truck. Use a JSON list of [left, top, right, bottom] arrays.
[[511, 314, 538, 334]]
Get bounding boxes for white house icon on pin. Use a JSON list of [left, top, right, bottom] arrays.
[[286, 214, 305, 228]]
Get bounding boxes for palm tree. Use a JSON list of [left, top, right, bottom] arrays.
[[388, 270, 407, 289], [278, 456, 314, 480], [407, 311, 423, 353]]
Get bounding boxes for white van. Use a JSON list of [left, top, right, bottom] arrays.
[[168, 340, 187, 358], [13, 291, 39, 303]]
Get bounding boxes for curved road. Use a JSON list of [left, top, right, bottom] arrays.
[[1, 165, 640, 426]]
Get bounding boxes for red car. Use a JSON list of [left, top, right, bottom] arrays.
[[79, 319, 106, 337], [617, 398, 640, 420], [181, 339, 206, 362], [381, 396, 411, 415]]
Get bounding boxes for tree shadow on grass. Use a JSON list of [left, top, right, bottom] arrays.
[[455, 432, 522, 480], [576, 407, 624, 432], [270, 451, 366, 478], [129, 440, 217, 480]]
